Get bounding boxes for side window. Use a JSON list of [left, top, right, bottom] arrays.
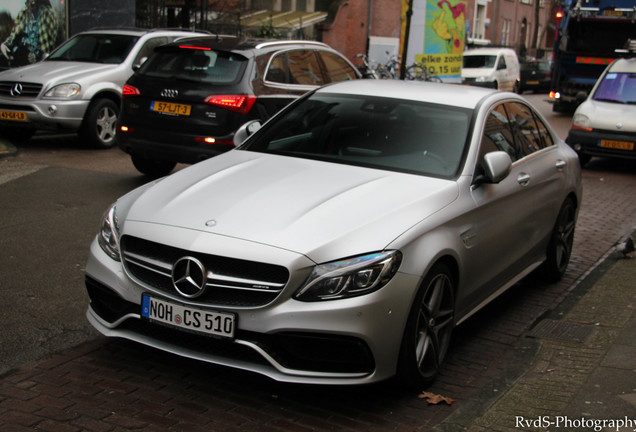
[[265, 53, 290, 84], [134, 37, 168, 66], [497, 55, 507, 70], [505, 102, 546, 157], [287, 50, 324, 86], [533, 113, 554, 149], [317, 51, 357, 83], [480, 104, 517, 161]]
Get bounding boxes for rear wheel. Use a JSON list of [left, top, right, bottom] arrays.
[[131, 154, 176, 177], [80, 98, 119, 149], [541, 198, 576, 282], [397, 262, 455, 386]]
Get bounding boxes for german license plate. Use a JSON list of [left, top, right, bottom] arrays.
[[0, 110, 27, 121], [141, 294, 235, 338], [150, 101, 191, 116], [599, 139, 634, 151]]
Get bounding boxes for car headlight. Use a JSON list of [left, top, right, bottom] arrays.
[[44, 83, 81, 98], [571, 113, 592, 131], [294, 251, 402, 301], [475, 76, 492, 82], [98, 204, 121, 261]]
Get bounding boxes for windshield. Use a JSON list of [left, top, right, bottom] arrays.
[[47, 34, 138, 64], [593, 72, 636, 104], [138, 48, 248, 84], [463, 55, 496, 69], [241, 93, 470, 178]]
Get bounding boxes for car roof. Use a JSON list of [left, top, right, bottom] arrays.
[[77, 28, 206, 37], [161, 35, 331, 52], [464, 47, 515, 56], [315, 80, 498, 109], [608, 57, 636, 73]]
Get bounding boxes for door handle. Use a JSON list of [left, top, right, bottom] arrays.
[[555, 159, 566, 171], [517, 172, 531, 186]]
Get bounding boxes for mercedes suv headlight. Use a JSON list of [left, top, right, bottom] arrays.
[[44, 83, 81, 98], [294, 251, 402, 301], [98, 204, 120, 261]]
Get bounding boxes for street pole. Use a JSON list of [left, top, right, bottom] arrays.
[[400, 0, 414, 80]]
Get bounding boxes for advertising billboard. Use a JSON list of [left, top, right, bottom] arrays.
[[0, 0, 66, 69], [401, 0, 466, 82]]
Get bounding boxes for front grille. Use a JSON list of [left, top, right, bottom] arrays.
[[121, 236, 290, 307], [0, 81, 43, 98]]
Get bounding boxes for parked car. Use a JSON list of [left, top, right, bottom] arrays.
[[0, 28, 205, 147], [566, 57, 636, 166], [517, 59, 551, 94], [117, 36, 361, 177], [86, 80, 581, 386], [461, 47, 520, 92]]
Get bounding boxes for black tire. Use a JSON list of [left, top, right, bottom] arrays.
[[541, 198, 576, 282], [397, 262, 455, 387], [1, 127, 35, 142], [131, 154, 176, 177], [576, 152, 591, 167], [80, 98, 119, 149]]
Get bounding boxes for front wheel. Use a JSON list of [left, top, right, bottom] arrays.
[[541, 198, 576, 282], [397, 262, 455, 387], [80, 98, 119, 149]]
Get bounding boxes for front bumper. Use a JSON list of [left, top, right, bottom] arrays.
[[0, 97, 89, 131], [85, 236, 420, 385], [566, 129, 636, 161]]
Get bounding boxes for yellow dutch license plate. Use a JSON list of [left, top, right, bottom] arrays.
[[0, 110, 27, 121], [151, 101, 191, 116], [599, 139, 634, 150], [527, 80, 540, 85]]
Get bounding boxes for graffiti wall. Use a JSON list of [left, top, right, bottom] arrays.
[[0, 0, 66, 69]]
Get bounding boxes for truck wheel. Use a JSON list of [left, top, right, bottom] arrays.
[[81, 98, 119, 149], [131, 154, 176, 177]]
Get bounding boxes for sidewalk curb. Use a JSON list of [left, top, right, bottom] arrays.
[[432, 241, 631, 432], [0, 139, 17, 158]]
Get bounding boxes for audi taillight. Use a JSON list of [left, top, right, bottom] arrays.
[[122, 84, 140, 97], [203, 95, 257, 115]]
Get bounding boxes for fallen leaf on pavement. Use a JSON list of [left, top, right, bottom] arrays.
[[418, 392, 455, 405]]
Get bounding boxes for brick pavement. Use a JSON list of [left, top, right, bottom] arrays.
[[0, 158, 635, 431]]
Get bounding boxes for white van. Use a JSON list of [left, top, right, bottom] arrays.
[[461, 48, 520, 92]]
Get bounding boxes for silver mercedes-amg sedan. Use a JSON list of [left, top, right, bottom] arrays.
[[85, 80, 582, 386]]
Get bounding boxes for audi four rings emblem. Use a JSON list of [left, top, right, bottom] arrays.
[[172, 256, 207, 298], [161, 89, 178, 98], [10, 83, 23, 97]]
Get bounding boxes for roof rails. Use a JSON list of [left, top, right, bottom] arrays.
[[254, 40, 329, 50], [615, 39, 636, 57]]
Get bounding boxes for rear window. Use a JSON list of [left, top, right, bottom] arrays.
[[593, 72, 636, 104], [138, 48, 248, 84]]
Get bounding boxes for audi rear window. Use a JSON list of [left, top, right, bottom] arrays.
[[138, 48, 248, 84]]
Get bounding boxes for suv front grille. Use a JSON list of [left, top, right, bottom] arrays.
[[121, 236, 289, 307], [0, 81, 43, 98]]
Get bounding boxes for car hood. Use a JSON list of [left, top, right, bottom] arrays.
[[576, 99, 636, 133], [0, 61, 118, 86], [122, 151, 459, 263]]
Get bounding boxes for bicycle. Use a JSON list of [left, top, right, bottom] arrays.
[[404, 61, 443, 82]]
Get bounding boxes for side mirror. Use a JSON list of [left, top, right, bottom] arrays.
[[480, 151, 512, 184], [233, 120, 262, 146]]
